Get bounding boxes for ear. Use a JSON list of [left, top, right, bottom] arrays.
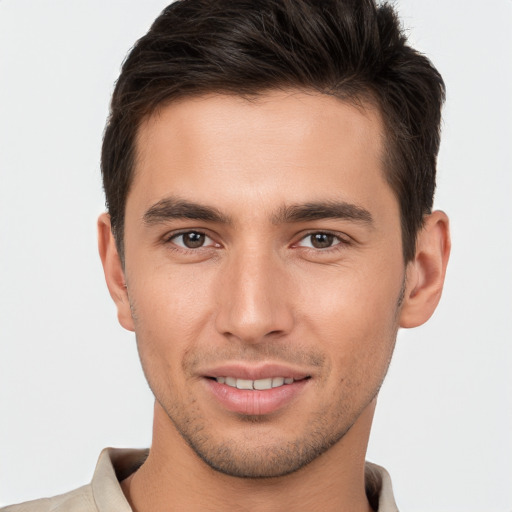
[[399, 210, 451, 328], [97, 213, 135, 332]]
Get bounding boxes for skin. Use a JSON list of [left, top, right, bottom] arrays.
[[99, 90, 450, 511]]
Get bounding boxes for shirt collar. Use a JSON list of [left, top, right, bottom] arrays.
[[91, 448, 398, 511], [91, 448, 146, 511]]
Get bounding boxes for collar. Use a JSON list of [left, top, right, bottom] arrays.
[[91, 448, 398, 511]]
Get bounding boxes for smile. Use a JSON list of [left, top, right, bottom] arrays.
[[206, 375, 311, 415], [215, 376, 301, 390]]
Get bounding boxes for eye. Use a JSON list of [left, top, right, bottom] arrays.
[[297, 232, 343, 249], [170, 231, 215, 249]]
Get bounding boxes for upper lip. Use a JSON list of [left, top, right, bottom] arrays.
[[202, 363, 311, 381]]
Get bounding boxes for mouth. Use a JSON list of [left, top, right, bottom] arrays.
[[209, 376, 309, 390], [202, 365, 312, 415]]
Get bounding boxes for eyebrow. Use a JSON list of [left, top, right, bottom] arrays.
[[143, 197, 373, 227], [272, 201, 374, 225], [143, 198, 231, 225]]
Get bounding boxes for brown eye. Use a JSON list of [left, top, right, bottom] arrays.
[[310, 233, 335, 249], [296, 232, 344, 250], [172, 231, 208, 249]]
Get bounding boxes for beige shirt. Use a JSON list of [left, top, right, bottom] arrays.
[[2, 448, 399, 511]]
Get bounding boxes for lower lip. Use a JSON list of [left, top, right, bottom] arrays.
[[205, 378, 309, 416]]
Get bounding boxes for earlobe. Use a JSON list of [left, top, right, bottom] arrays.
[[97, 213, 135, 332], [399, 210, 451, 328]]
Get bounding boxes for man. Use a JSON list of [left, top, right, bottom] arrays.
[[2, 0, 450, 510]]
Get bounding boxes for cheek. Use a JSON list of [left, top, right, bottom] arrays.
[[127, 264, 217, 368], [296, 261, 401, 372], [299, 260, 400, 322]]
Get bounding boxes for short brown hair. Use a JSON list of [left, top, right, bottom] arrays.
[[101, 0, 445, 262]]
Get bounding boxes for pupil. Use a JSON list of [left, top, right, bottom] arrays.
[[312, 233, 333, 249], [184, 232, 205, 248]]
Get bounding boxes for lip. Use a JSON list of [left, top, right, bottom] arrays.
[[202, 363, 310, 381], [201, 363, 311, 415]]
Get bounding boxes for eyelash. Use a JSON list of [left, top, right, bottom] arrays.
[[164, 230, 218, 254], [163, 229, 351, 255], [294, 231, 351, 252]]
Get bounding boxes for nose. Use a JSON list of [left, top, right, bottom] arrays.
[[214, 247, 294, 344]]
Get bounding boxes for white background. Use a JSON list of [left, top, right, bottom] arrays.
[[0, 1, 511, 510]]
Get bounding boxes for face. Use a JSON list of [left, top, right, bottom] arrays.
[[119, 90, 406, 478]]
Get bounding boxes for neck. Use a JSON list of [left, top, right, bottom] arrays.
[[122, 400, 376, 512]]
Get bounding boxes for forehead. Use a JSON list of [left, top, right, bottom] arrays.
[[130, 89, 394, 219]]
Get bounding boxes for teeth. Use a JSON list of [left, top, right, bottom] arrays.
[[272, 377, 284, 387], [215, 376, 299, 390], [225, 377, 237, 387], [253, 378, 272, 390], [236, 379, 253, 390]]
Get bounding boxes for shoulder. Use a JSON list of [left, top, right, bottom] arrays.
[[1, 485, 97, 512], [1, 448, 144, 512]]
